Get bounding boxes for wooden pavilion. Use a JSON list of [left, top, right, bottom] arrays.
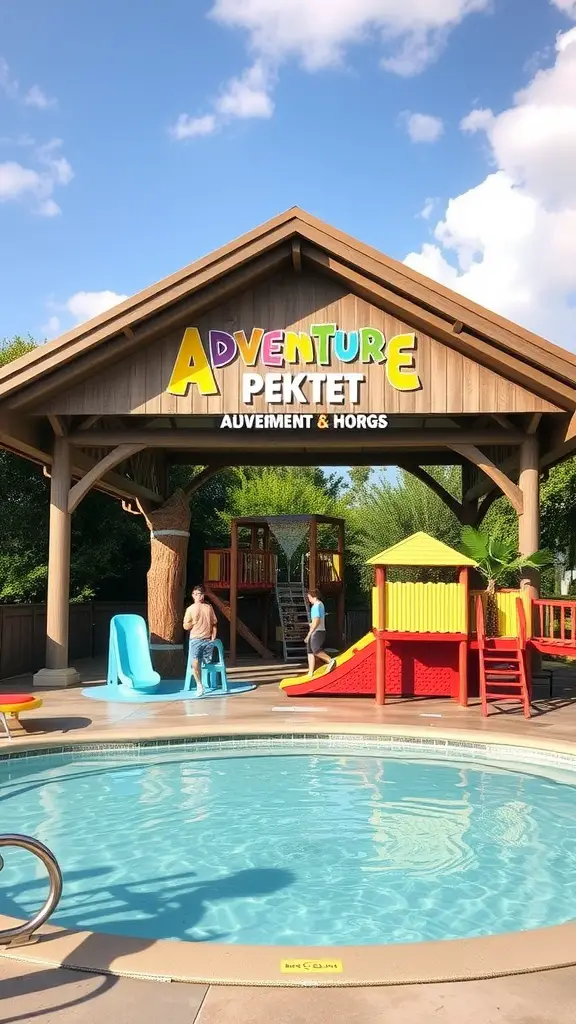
[[0, 207, 576, 685]]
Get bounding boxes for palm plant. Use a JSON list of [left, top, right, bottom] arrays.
[[460, 526, 553, 635]]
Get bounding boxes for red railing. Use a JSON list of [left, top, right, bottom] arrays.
[[204, 549, 278, 588], [516, 597, 527, 650], [475, 595, 486, 648], [533, 598, 576, 648]]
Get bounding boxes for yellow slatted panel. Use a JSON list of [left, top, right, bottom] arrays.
[[470, 590, 530, 637], [372, 586, 382, 630], [207, 553, 222, 582], [385, 581, 465, 633], [333, 553, 343, 579]]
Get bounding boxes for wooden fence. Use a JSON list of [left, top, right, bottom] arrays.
[[0, 600, 374, 679], [0, 602, 145, 679]]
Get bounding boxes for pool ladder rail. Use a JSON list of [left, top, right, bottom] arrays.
[[0, 834, 63, 947]]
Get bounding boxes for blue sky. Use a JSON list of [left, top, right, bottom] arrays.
[[1, 0, 575, 347]]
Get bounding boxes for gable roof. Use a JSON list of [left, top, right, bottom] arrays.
[[367, 532, 477, 567], [1, 206, 576, 410]]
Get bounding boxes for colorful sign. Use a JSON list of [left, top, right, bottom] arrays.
[[167, 323, 421, 405]]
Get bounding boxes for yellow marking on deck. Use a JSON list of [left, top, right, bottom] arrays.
[[281, 959, 343, 974]]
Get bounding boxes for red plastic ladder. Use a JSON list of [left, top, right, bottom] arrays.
[[476, 596, 531, 719]]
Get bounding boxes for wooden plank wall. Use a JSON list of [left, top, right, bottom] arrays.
[[42, 271, 559, 416], [0, 601, 145, 679]]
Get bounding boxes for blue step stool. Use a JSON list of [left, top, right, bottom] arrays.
[[184, 639, 229, 695]]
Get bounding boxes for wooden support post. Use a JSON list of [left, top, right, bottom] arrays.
[[337, 520, 346, 646], [458, 566, 469, 706], [519, 437, 541, 670], [230, 518, 239, 666], [309, 517, 318, 594], [519, 437, 540, 577], [34, 438, 80, 687], [262, 593, 269, 651], [375, 566, 387, 706]]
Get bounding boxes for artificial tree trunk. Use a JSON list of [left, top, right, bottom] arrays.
[[485, 579, 499, 637], [143, 488, 191, 678]]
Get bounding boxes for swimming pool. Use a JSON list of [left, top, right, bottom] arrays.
[[2, 736, 576, 947]]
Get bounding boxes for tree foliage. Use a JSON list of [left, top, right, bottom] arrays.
[[349, 467, 461, 585]]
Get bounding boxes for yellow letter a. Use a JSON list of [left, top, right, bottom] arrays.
[[166, 328, 219, 397]]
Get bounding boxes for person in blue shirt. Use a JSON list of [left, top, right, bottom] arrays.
[[305, 589, 336, 677]]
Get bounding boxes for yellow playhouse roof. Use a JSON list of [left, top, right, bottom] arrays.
[[366, 532, 477, 568]]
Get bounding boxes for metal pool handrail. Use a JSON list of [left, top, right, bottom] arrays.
[[0, 834, 63, 946]]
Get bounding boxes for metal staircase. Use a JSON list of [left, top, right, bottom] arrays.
[[275, 578, 310, 663]]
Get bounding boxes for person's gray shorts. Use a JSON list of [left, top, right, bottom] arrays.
[[307, 630, 326, 655]]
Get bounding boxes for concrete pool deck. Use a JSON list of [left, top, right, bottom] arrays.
[[2, 656, 576, 1020]]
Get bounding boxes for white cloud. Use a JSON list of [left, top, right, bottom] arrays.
[[65, 290, 129, 324], [173, 0, 488, 137], [552, 0, 576, 16], [210, 0, 489, 74], [0, 140, 73, 216], [170, 113, 217, 139], [460, 107, 494, 133], [42, 290, 129, 339], [405, 112, 444, 142], [0, 57, 56, 109], [215, 62, 274, 119], [41, 315, 61, 338], [170, 61, 274, 140], [0, 58, 18, 100], [24, 84, 56, 110], [404, 26, 576, 348], [419, 198, 437, 219]]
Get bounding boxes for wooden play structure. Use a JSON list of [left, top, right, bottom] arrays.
[[203, 514, 345, 664], [280, 531, 576, 717]]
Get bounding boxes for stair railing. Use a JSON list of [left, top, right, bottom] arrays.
[[475, 595, 486, 648], [0, 834, 63, 947], [516, 596, 528, 651]]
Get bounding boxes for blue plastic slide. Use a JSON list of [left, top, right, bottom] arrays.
[[107, 614, 161, 693]]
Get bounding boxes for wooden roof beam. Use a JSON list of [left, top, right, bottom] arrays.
[[303, 245, 575, 410], [66, 428, 529, 450], [0, 411, 51, 463], [299, 222, 576, 384], [7, 246, 292, 411]]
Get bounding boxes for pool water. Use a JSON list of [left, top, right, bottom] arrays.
[[2, 747, 576, 946]]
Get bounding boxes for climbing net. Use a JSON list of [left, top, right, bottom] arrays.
[[266, 516, 310, 580]]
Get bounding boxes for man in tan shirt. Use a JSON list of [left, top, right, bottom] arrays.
[[183, 584, 218, 697]]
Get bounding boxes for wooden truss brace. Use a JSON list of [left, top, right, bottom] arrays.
[[68, 443, 145, 513], [402, 467, 464, 521], [449, 443, 524, 515]]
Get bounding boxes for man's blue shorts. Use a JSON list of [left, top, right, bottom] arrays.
[[188, 639, 215, 664]]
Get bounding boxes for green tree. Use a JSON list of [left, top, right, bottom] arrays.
[[0, 336, 152, 601], [351, 467, 462, 587], [223, 466, 343, 520], [460, 526, 552, 635]]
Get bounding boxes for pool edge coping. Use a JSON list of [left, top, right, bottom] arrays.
[[3, 721, 576, 988]]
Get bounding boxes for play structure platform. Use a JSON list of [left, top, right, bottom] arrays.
[[280, 533, 576, 716]]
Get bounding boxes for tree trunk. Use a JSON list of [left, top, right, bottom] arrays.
[[485, 580, 499, 637], [143, 489, 191, 678]]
